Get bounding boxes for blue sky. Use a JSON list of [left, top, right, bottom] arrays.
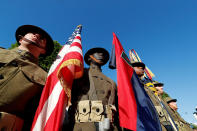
[[1, 0, 197, 124]]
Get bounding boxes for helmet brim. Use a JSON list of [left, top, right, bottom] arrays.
[[15, 25, 54, 57], [84, 47, 109, 66]]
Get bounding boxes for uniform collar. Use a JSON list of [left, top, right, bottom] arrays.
[[12, 47, 38, 64], [89, 64, 102, 72]]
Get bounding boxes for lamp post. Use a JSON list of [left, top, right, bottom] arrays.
[[194, 106, 197, 121]]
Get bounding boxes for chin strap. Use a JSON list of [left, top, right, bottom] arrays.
[[89, 55, 103, 64], [19, 35, 46, 50]]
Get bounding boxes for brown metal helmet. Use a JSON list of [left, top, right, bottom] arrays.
[[152, 81, 164, 87], [15, 25, 54, 57], [131, 61, 145, 69], [84, 47, 109, 66], [164, 97, 177, 104]]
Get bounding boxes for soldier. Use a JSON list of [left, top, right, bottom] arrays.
[[67, 47, 119, 131], [0, 25, 54, 130], [153, 81, 164, 96], [131, 61, 145, 81], [131, 62, 177, 131], [164, 97, 193, 131]]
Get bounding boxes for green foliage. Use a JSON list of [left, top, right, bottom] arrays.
[[9, 42, 19, 49], [190, 123, 197, 129], [9, 41, 62, 72], [162, 91, 169, 99], [39, 41, 62, 72]]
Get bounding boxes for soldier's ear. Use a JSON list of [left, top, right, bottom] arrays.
[[19, 38, 23, 44]]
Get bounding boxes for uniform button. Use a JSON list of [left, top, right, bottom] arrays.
[[96, 108, 100, 112], [0, 74, 4, 79], [83, 108, 86, 113], [17, 49, 22, 53]]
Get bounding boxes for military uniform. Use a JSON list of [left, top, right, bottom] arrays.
[[164, 97, 193, 131], [0, 47, 47, 130], [143, 82, 169, 131], [137, 77, 176, 131], [67, 48, 119, 131], [171, 110, 192, 131], [131, 61, 166, 130], [0, 24, 54, 130]]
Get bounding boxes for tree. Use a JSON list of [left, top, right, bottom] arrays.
[[162, 91, 169, 99], [39, 41, 62, 72], [190, 123, 197, 129], [9, 41, 62, 72], [9, 42, 19, 49]]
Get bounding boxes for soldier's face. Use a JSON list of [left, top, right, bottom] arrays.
[[168, 102, 178, 111], [133, 66, 145, 77], [155, 86, 164, 94], [20, 32, 47, 50], [92, 52, 104, 64]]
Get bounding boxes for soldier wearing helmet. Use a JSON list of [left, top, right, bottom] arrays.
[[0, 25, 54, 130], [131, 61, 145, 79], [66, 47, 120, 131], [153, 81, 164, 96], [131, 60, 178, 131], [164, 97, 193, 131]]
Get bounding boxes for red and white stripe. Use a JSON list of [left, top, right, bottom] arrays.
[[31, 33, 83, 131]]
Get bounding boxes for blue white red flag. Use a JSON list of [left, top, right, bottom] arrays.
[[31, 25, 83, 131], [109, 32, 162, 131]]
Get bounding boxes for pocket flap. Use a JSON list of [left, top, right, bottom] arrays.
[[91, 101, 104, 115], [155, 106, 164, 117], [78, 100, 90, 115], [21, 63, 47, 86]]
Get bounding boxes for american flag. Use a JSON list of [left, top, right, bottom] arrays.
[[31, 25, 83, 131]]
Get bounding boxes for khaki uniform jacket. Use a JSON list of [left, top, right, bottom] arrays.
[[164, 105, 193, 131], [0, 48, 47, 129], [141, 80, 174, 131], [67, 65, 119, 131], [143, 86, 167, 131]]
